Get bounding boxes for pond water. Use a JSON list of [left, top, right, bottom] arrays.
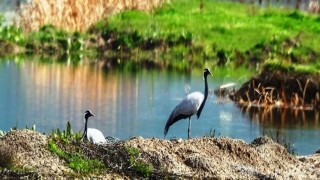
[[0, 59, 319, 155]]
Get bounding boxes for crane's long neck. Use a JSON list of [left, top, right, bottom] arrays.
[[204, 74, 209, 99], [196, 75, 209, 118], [81, 118, 88, 140]]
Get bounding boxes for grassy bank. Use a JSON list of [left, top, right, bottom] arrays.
[[0, 0, 320, 72], [100, 0, 320, 71], [106, 0, 320, 51]]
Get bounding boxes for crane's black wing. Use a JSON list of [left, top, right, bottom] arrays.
[[164, 109, 190, 137], [164, 93, 203, 137]]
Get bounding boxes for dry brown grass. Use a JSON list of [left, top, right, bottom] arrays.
[[17, 0, 167, 32], [0, 141, 16, 168]]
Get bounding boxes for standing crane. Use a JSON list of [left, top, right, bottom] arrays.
[[164, 68, 212, 139]]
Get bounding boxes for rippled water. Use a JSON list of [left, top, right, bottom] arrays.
[[0, 59, 319, 155]]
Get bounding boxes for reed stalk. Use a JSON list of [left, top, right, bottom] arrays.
[[17, 0, 167, 32]]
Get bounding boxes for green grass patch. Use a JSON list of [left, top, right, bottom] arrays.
[[48, 140, 105, 174], [94, 0, 320, 72], [105, 0, 320, 51], [126, 146, 153, 178], [26, 25, 86, 55], [49, 122, 105, 175], [264, 59, 319, 74]]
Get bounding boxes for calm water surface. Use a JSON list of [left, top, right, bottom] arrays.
[[0, 60, 319, 155]]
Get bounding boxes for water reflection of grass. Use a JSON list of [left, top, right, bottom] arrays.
[[239, 105, 320, 129]]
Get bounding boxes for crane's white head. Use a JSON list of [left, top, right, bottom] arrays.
[[84, 110, 94, 120], [203, 68, 213, 79]]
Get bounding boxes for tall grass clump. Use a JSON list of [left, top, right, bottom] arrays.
[[18, 0, 167, 32]]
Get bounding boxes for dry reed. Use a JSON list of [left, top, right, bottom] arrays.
[[17, 0, 167, 32], [233, 76, 319, 110]]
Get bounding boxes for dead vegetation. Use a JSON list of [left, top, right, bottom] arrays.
[[229, 68, 320, 109], [17, 0, 167, 32]]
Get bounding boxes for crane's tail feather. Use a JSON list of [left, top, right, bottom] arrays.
[[164, 110, 190, 137], [164, 111, 174, 137]]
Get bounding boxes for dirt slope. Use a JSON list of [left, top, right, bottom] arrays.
[[0, 130, 319, 179], [126, 137, 320, 179]]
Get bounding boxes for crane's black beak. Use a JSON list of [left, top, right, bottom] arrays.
[[208, 68, 213, 76]]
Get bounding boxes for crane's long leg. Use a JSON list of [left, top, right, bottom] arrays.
[[188, 117, 191, 139]]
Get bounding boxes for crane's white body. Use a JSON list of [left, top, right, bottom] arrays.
[[172, 91, 204, 117], [86, 128, 107, 144]]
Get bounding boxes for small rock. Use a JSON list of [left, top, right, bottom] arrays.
[[170, 138, 183, 143], [299, 157, 307, 162], [129, 136, 143, 140], [251, 136, 273, 146]]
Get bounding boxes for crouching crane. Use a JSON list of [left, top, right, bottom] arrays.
[[82, 110, 107, 144]]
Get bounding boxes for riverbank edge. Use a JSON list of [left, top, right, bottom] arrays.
[[1, 0, 320, 72]]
